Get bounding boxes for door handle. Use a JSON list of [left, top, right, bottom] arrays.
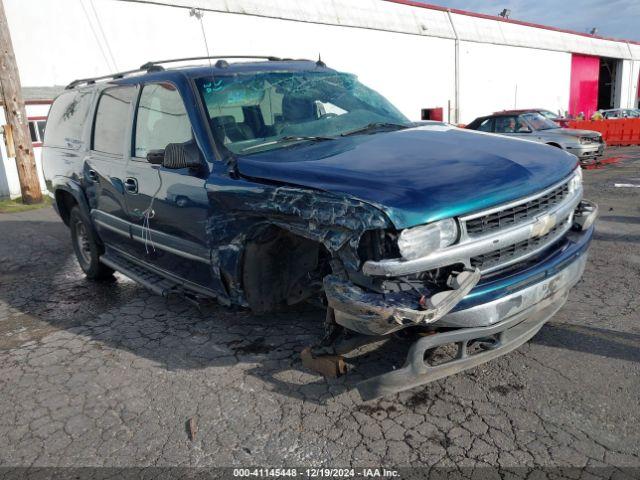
[[87, 169, 99, 183], [124, 177, 138, 193]]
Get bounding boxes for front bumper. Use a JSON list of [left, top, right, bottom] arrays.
[[326, 200, 596, 336], [324, 200, 596, 400], [566, 142, 605, 159], [357, 256, 583, 399]]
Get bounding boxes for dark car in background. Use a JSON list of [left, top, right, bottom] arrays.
[[467, 111, 605, 161], [42, 57, 597, 399]]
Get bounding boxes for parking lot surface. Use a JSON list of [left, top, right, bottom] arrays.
[[0, 147, 639, 469]]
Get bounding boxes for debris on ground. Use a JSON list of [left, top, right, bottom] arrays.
[[186, 417, 198, 441], [300, 347, 347, 378]]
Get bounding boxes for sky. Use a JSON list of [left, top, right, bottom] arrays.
[[417, 0, 640, 42]]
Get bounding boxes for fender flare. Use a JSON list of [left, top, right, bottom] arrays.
[[52, 178, 102, 243]]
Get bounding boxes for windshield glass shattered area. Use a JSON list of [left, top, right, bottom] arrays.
[[195, 71, 411, 154], [522, 112, 559, 131]]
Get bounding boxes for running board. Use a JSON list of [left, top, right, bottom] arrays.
[[100, 251, 181, 297]]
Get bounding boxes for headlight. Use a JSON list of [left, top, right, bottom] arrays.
[[568, 167, 582, 193], [397, 218, 458, 260], [579, 136, 595, 144]]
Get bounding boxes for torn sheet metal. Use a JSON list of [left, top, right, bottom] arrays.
[[204, 182, 391, 305], [324, 269, 480, 336]]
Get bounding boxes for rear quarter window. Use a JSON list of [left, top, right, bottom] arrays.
[[44, 90, 93, 149]]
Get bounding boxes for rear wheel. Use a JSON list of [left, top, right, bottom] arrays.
[[69, 206, 114, 280]]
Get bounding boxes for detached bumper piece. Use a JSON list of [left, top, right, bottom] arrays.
[[355, 240, 589, 400], [324, 268, 481, 336], [357, 277, 571, 400], [573, 199, 598, 231]]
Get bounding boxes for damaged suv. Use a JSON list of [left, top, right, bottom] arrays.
[[43, 57, 597, 399]]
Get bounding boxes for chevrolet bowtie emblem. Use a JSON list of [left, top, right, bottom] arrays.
[[531, 213, 557, 238]]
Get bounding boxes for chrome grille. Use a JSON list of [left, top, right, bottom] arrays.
[[465, 182, 570, 236], [470, 216, 570, 270]]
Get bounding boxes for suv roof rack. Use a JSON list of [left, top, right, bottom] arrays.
[[65, 55, 304, 90]]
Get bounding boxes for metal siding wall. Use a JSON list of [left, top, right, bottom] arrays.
[[458, 42, 572, 123], [569, 54, 600, 118], [122, 0, 640, 59]]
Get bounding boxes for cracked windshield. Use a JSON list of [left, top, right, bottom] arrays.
[[195, 71, 411, 154]]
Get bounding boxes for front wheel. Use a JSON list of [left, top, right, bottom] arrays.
[[69, 206, 114, 280]]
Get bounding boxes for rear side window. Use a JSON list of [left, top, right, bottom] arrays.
[[92, 86, 136, 155], [134, 83, 192, 158], [44, 90, 93, 149]]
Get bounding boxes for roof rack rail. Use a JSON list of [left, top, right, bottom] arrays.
[[139, 55, 286, 70], [65, 64, 163, 90], [65, 55, 306, 90]]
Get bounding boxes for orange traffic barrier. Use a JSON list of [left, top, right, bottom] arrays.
[[567, 118, 640, 146]]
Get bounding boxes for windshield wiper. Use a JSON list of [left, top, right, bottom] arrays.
[[240, 135, 335, 153], [340, 122, 410, 137]]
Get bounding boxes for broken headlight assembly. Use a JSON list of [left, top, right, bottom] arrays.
[[397, 218, 459, 260]]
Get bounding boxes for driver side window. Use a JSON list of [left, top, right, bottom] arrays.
[[477, 118, 493, 132], [134, 83, 192, 159]]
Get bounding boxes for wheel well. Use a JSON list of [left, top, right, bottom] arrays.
[[546, 142, 563, 149], [241, 226, 331, 313], [55, 190, 78, 226]]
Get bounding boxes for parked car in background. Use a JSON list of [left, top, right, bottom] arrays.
[[494, 108, 572, 127], [42, 57, 597, 399], [467, 111, 605, 161], [599, 108, 640, 119]]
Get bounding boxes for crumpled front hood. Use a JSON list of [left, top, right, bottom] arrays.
[[237, 125, 578, 229]]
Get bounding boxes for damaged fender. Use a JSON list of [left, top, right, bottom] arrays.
[[205, 180, 391, 307]]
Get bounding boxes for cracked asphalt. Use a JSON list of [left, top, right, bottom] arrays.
[[0, 147, 639, 470]]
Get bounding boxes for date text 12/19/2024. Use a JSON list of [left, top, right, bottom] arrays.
[[233, 468, 400, 478]]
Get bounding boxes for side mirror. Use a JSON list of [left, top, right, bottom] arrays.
[[146, 149, 165, 165], [161, 141, 203, 169]]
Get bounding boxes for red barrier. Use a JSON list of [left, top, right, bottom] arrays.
[[566, 118, 640, 146]]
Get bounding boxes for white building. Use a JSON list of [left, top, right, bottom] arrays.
[[1, 0, 639, 198]]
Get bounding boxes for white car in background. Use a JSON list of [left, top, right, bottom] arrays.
[[599, 109, 640, 119]]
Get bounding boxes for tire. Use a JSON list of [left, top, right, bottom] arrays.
[[69, 205, 114, 280]]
